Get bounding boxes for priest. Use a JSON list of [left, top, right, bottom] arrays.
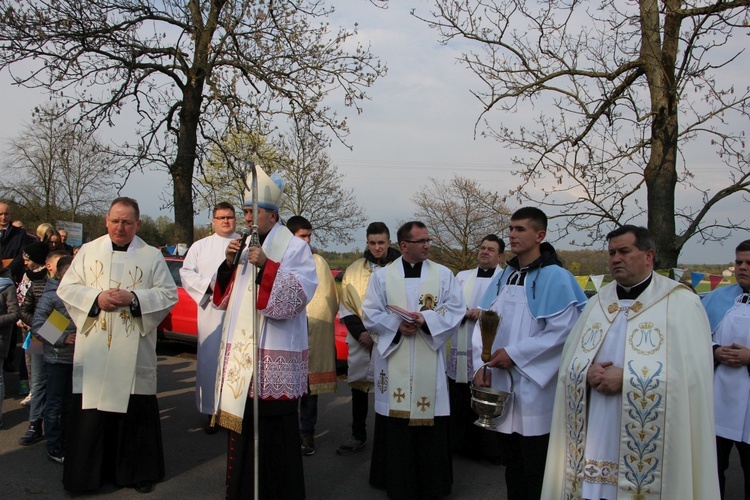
[[542, 225, 719, 499], [448, 233, 504, 457], [362, 221, 465, 498], [58, 197, 178, 494]]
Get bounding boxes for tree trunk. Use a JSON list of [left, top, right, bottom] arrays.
[[641, 0, 681, 269], [170, 82, 204, 245]]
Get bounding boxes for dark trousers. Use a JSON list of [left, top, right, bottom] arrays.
[[499, 432, 549, 500], [717, 435, 750, 499], [299, 393, 318, 436], [351, 387, 369, 442], [43, 362, 72, 453]]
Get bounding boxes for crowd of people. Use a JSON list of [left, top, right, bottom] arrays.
[[1, 168, 749, 499]]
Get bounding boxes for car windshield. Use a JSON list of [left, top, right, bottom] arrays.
[[165, 259, 183, 287]]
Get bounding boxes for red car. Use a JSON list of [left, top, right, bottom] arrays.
[[159, 256, 349, 366], [158, 256, 198, 343]]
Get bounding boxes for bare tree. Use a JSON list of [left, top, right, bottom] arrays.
[[417, 0, 750, 267], [196, 126, 282, 217], [276, 121, 366, 246], [412, 175, 510, 271], [1, 104, 117, 222], [0, 0, 385, 244]]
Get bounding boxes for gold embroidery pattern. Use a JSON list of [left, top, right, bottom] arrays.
[[628, 322, 663, 356], [630, 301, 643, 313], [90, 260, 104, 289], [393, 387, 406, 403], [127, 267, 143, 290], [416, 396, 431, 412], [607, 302, 619, 314], [583, 459, 618, 485], [225, 335, 254, 399], [119, 310, 135, 336]]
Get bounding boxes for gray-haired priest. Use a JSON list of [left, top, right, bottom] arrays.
[[212, 166, 318, 499], [58, 197, 178, 494], [362, 221, 465, 498]]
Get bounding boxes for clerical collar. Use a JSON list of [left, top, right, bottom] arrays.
[[402, 259, 423, 278], [477, 267, 495, 278], [112, 242, 131, 252], [617, 273, 653, 300]]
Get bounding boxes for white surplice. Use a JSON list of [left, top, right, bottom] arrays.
[[180, 231, 237, 414]]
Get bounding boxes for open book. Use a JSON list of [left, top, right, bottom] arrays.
[[386, 304, 416, 323]]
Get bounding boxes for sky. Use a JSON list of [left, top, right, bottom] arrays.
[[0, 1, 746, 265]]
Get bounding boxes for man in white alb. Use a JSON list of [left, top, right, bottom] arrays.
[[702, 238, 750, 499], [180, 201, 239, 433], [448, 234, 504, 457]]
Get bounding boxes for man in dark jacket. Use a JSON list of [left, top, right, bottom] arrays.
[[0, 202, 35, 283], [0, 202, 34, 372]]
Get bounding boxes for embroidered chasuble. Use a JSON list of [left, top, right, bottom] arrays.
[[362, 257, 465, 426], [306, 253, 338, 394], [58, 235, 178, 413], [542, 273, 719, 499], [213, 223, 318, 433]]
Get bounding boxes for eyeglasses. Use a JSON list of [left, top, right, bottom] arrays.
[[403, 239, 432, 245], [213, 216, 236, 221]]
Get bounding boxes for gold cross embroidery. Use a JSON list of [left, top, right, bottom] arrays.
[[393, 388, 406, 403], [416, 396, 431, 412]]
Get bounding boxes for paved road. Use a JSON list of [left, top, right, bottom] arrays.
[[0, 341, 743, 498]]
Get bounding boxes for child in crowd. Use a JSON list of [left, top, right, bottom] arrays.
[[32, 253, 75, 463]]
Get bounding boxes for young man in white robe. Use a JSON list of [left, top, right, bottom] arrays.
[[702, 238, 750, 499], [362, 221, 465, 498], [336, 221, 400, 456], [58, 197, 178, 494], [473, 207, 587, 500], [212, 166, 317, 499], [179, 201, 238, 433], [448, 233, 504, 458], [286, 215, 338, 456], [542, 225, 719, 499]]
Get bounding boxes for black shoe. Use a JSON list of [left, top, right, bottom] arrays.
[[47, 449, 64, 464], [300, 435, 315, 456], [336, 437, 366, 455], [18, 422, 44, 446], [133, 481, 154, 493]]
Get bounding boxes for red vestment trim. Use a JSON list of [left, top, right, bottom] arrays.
[[257, 259, 280, 310]]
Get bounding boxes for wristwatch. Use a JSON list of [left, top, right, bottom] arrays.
[[130, 292, 139, 309]]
